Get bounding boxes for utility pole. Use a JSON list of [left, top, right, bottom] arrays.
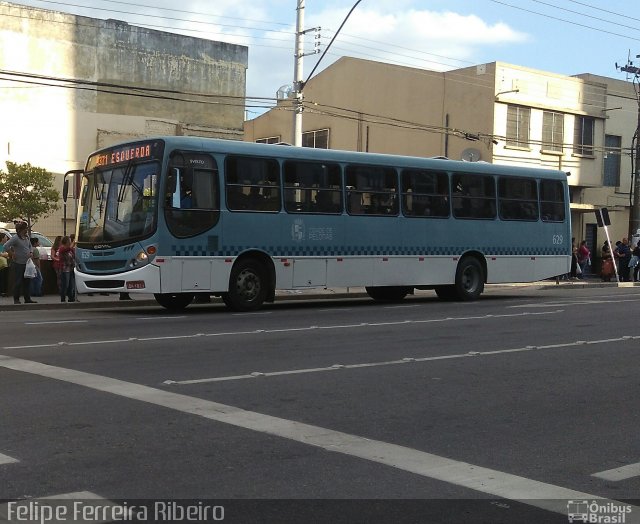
[[618, 56, 640, 239], [292, 1, 321, 147], [292, 0, 305, 147]]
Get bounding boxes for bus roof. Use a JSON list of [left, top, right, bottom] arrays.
[[96, 136, 568, 180]]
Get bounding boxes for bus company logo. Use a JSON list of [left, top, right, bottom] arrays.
[[189, 159, 206, 165], [291, 219, 305, 242], [93, 244, 112, 250], [567, 500, 632, 523]]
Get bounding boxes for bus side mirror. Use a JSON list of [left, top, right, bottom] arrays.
[[63, 179, 69, 202]]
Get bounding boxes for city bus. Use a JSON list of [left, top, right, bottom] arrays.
[[74, 137, 571, 311]]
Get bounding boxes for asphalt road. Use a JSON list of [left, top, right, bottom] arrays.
[[0, 286, 639, 524]]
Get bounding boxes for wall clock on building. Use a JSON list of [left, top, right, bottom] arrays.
[[461, 148, 482, 162]]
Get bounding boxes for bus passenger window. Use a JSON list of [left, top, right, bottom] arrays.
[[345, 165, 398, 216], [283, 160, 342, 214], [452, 174, 496, 220], [498, 177, 539, 221], [540, 180, 565, 222], [401, 169, 449, 218], [226, 156, 281, 212]]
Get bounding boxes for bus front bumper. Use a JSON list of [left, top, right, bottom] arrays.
[[75, 264, 161, 295]]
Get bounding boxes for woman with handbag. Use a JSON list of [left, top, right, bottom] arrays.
[[2, 222, 37, 304]]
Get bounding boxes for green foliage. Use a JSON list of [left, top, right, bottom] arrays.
[[0, 161, 60, 229]]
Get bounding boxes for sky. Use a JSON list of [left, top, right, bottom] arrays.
[[8, 0, 640, 117]]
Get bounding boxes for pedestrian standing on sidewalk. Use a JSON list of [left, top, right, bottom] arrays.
[[577, 240, 590, 279], [570, 238, 578, 279], [29, 237, 43, 297], [615, 238, 632, 282], [51, 235, 63, 292], [58, 236, 76, 302], [3, 222, 37, 304]]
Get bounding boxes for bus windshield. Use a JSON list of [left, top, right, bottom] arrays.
[[78, 160, 160, 244]]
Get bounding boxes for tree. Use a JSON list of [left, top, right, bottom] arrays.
[[0, 161, 60, 232]]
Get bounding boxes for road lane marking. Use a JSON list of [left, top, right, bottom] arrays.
[[25, 320, 89, 325], [137, 316, 187, 320], [0, 354, 638, 520], [593, 463, 640, 481], [0, 452, 18, 465], [509, 297, 640, 308], [1, 310, 562, 350], [164, 335, 640, 385]]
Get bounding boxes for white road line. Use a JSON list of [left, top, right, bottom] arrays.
[[165, 335, 640, 385], [510, 297, 640, 308], [25, 320, 88, 325], [136, 316, 187, 320], [0, 355, 637, 520], [0, 452, 18, 465], [1, 310, 562, 351], [593, 463, 640, 481]]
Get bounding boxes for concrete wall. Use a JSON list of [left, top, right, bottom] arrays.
[[0, 1, 248, 237], [245, 57, 448, 156]]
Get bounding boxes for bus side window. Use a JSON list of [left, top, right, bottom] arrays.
[[226, 156, 281, 212]]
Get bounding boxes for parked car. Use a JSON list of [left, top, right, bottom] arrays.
[[0, 223, 54, 259]]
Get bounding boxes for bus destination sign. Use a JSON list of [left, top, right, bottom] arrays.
[[86, 141, 163, 171]]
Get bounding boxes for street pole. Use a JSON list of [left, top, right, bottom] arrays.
[[630, 104, 640, 239], [293, 0, 305, 147], [619, 58, 640, 239]]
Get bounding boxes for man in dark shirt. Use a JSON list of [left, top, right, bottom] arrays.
[[615, 237, 632, 282]]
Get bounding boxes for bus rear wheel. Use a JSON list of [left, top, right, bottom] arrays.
[[223, 259, 268, 311], [365, 286, 412, 301], [154, 293, 195, 311], [454, 257, 484, 301]]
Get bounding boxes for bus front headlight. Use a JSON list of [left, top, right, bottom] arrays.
[[135, 251, 148, 263]]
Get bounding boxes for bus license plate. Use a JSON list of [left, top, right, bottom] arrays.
[[126, 281, 146, 289]]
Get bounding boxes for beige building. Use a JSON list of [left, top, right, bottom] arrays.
[[0, 1, 248, 237], [245, 58, 637, 264]]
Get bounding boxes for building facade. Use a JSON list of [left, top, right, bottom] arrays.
[[245, 58, 637, 267], [0, 1, 248, 237]]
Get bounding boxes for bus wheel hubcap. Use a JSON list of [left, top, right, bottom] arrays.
[[237, 269, 260, 301]]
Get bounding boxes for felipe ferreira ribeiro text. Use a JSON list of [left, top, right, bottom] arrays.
[[6, 501, 225, 523]]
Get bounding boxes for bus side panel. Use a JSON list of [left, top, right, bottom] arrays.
[[156, 257, 232, 293], [326, 257, 375, 287], [291, 258, 327, 287]]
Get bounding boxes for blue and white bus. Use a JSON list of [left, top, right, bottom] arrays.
[[74, 137, 571, 311]]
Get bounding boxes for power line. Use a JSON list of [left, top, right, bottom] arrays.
[[485, 0, 640, 41], [528, 0, 640, 34], [566, 0, 640, 23]]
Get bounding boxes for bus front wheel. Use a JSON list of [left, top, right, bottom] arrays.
[[154, 293, 195, 311], [223, 259, 268, 311], [454, 257, 484, 301], [365, 286, 412, 301]]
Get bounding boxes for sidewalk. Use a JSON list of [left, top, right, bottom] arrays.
[[0, 278, 635, 311]]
